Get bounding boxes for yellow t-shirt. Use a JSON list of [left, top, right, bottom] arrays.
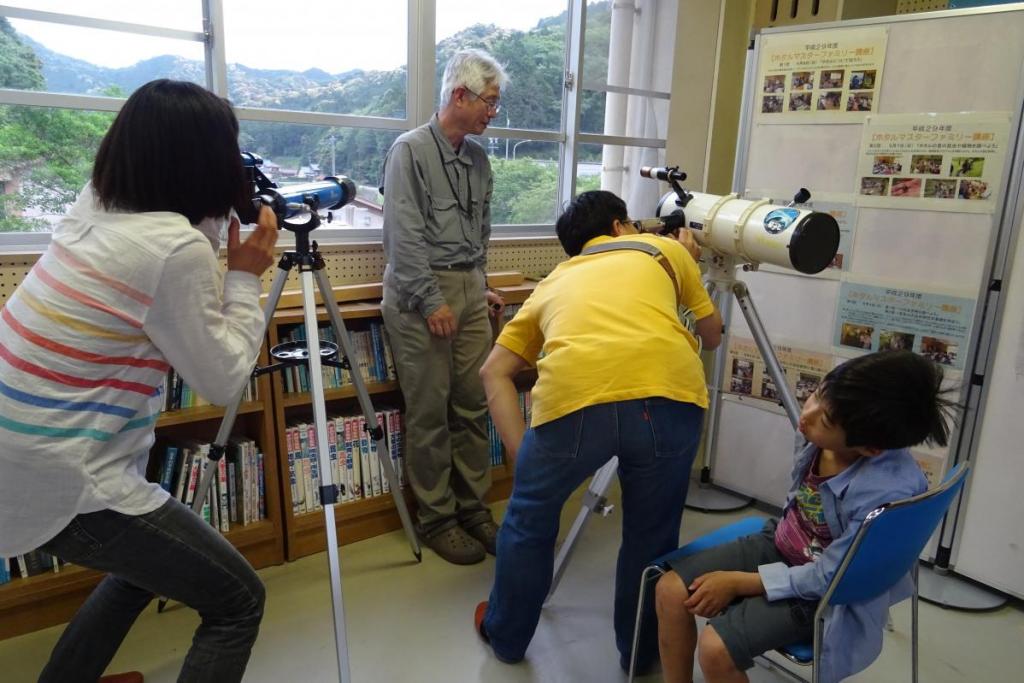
[[497, 233, 715, 427]]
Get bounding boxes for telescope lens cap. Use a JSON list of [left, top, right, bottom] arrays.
[[788, 212, 840, 274]]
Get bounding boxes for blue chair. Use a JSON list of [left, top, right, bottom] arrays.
[[627, 463, 970, 683]]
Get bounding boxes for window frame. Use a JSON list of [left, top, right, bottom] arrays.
[[0, 0, 673, 249]]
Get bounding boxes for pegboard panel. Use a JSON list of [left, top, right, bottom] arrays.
[[488, 239, 566, 279], [239, 243, 390, 294], [896, 0, 949, 12], [242, 239, 565, 293], [0, 254, 41, 305], [1, 238, 563, 299]]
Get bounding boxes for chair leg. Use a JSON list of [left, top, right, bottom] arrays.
[[628, 566, 665, 683], [885, 608, 895, 632], [812, 612, 824, 683], [912, 563, 919, 683]]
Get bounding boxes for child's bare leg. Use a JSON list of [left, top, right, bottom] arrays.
[[698, 625, 749, 683], [655, 571, 697, 683]]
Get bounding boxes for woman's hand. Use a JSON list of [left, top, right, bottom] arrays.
[[227, 205, 278, 276]]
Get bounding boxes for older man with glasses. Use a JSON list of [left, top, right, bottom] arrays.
[[379, 48, 509, 565]]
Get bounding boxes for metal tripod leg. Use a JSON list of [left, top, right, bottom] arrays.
[[546, 457, 619, 601], [686, 279, 752, 512], [296, 267, 352, 683], [189, 262, 292, 518], [731, 281, 800, 428], [312, 267, 421, 562]]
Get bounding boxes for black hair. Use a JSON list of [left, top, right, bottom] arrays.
[[91, 79, 248, 225], [819, 351, 959, 450], [555, 190, 629, 256]]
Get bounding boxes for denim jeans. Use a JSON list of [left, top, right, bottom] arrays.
[[483, 398, 704, 670], [38, 498, 265, 683]]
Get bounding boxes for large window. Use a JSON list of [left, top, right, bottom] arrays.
[[0, 1, 678, 239]]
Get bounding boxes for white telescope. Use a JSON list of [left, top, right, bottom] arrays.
[[641, 167, 840, 275]]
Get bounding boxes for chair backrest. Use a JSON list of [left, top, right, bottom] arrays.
[[825, 463, 970, 606]]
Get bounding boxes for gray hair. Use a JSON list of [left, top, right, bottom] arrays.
[[439, 49, 509, 107]]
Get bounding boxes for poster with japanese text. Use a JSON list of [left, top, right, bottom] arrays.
[[855, 112, 1011, 213], [833, 279, 975, 370], [756, 27, 888, 123], [911, 447, 948, 489], [724, 336, 833, 406]]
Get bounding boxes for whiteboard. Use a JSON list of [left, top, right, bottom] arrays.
[[712, 6, 1024, 532], [952, 191, 1024, 599]]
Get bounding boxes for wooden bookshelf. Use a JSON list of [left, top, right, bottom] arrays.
[[0, 348, 287, 641], [0, 279, 540, 641], [269, 282, 537, 561]]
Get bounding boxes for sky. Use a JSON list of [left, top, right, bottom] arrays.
[[8, 0, 574, 73]]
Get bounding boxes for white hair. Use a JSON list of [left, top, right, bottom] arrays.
[[439, 49, 509, 107]]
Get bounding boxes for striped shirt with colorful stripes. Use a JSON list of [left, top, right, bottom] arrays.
[[0, 185, 265, 556]]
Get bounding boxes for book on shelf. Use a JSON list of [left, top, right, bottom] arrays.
[[161, 368, 258, 412], [286, 409, 406, 513], [486, 389, 532, 466], [1, 549, 66, 583], [149, 440, 267, 531], [278, 322, 397, 394]]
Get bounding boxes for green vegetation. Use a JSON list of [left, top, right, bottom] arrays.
[[0, 3, 615, 230]]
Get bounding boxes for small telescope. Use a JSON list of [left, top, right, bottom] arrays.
[[241, 152, 356, 228], [637, 166, 839, 275]]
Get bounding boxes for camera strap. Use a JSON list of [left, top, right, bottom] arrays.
[[579, 240, 680, 308]]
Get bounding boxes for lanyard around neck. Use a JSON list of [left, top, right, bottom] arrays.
[[429, 126, 473, 217]]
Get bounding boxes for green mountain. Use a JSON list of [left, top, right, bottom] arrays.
[[1, 3, 613, 227]]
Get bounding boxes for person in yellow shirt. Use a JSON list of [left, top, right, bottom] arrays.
[[473, 190, 722, 673]]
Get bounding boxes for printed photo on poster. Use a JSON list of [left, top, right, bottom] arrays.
[[855, 112, 1011, 213], [911, 448, 948, 488], [755, 26, 888, 124], [833, 279, 976, 369], [724, 337, 832, 407]]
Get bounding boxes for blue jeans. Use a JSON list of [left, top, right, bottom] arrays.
[[483, 398, 704, 670], [38, 498, 265, 683]]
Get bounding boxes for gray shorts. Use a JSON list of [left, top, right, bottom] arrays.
[[665, 519, 816, 671]]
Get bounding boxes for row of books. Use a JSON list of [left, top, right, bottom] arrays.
[[151, 437, 266, 532], [286, 408, 404, 514], [278, 322, 396, 394], [486, 390, 533, 466], [0, 549, 68, 585], [161, 368, 259, 412]]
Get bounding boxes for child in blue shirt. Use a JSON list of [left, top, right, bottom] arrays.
[[655, 351, 957, 683]]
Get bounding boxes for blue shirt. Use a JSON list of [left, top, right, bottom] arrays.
[[758, 435, 928, 682]]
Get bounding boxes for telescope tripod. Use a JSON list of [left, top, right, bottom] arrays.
[[181, 218, 421, 683], [546, 255, 801, 601]]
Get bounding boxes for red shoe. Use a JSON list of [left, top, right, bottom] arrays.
[[474, 601, 522, 664], [99, 673, 144, 683], [474, 601, 490, 642]]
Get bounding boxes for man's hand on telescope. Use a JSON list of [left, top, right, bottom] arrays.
[[676, 228, 701, 262], [227, 205, 278, 276], [427, 304, 458, 339]]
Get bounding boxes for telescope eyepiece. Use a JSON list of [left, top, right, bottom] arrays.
[[640, 166, 687, 182]]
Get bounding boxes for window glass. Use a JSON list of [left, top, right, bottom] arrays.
[[469, 136, 560, 225], [580, 0, 676, 137], [223, 0, 408, 118], [576, 142, 666, 218], [2, 18, 206, 96], [2, 2, 202, 32], [0, 105, 114, 232], [239, 121, 399, 228], [435, 1, 568, 132]]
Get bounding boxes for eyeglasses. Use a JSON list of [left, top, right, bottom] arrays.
[[464, 87, 502, 114]]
